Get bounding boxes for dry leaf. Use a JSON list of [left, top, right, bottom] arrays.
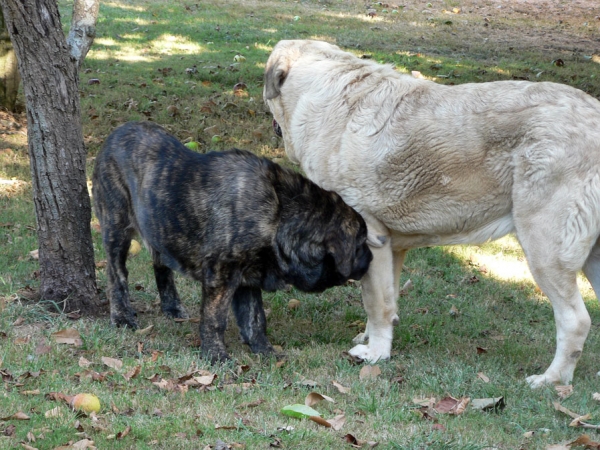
[[570, 434, 600, 448], [20, 444, 38, 450], [308, 415, 331, 428], [593, 393, 600, 402], [332, 381, 350, 394], [134, 325, 154, 336], [116, 425, 132, 440], [19, 389, 40, 396], [434, 396, 470, 415], [477, 372, 490, 383], [44, 407, 62, 418], [471, 397, 505, 411], [236, 399, 265, 409], [101, 356, 123, 370], [287, 299, 301, 310], [327, 414, 346, 431], [123, 365, 141, 381], [71, 439, 96, 449], [305, 392, 335, 407], [413, 397, 436, 408], [556, 385, 573, 399], [78, 357, 92, 368], [359, 365, 381, 380], [569, 414, 592, 427], [0, 411, 30, 420], [553, 401, 581, 419], [51, 328, 83, 346]]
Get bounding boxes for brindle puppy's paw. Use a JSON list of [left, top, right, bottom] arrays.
[[248, 340, 275, 356], [110, 309, 138, 329], [162, 303, 190, 320], [201, 343, 231, 364]]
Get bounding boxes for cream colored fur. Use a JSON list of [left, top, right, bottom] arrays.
[[264, 39, 600, 387]]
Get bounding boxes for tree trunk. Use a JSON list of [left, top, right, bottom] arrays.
[[67, 0, 99, 67], [0, 6, 20, 112], [0, 0, 101, 314]]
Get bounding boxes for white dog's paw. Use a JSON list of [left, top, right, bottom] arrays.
[[352, 332, 368, 344], [526, 373, 562, 389], [348, 344, 390, 363]]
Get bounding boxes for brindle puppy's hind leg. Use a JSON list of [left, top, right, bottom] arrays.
[[152, 252, 190, 320], [232, 287, 274, 355], [103, 224, 138, 329]]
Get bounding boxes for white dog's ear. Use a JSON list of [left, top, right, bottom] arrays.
[[264, 60, 287, 100], [366, 231, 388, 248]]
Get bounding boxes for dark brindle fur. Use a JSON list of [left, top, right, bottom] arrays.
[[92, 121, 372, 361]]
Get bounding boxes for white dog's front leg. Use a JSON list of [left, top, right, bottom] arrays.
[[349, 237, 397, 363]]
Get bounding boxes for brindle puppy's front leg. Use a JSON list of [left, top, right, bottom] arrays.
[[199, 269, 238, 362], [152, 253, 189, 320], [232, 287, 274, 355]]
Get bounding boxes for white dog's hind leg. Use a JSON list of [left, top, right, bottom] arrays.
[[349, 239, 398, 362], [582, 240, 600, 377], [525, 288, 590, 387], [517, 219, 592, 387]]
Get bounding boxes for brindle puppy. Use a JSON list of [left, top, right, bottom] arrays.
[[92, 121, 372, 361]]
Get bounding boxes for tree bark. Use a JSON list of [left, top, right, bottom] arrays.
[[67, 0, 99, 68], [0, 6, 20, 111], [0, 0, 101, 314]]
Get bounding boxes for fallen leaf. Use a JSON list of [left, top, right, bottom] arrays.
[[236, 399, 265, 409], [123, 365, 141, 381], [553, 401, 581, 419], [327, 414, 346, 431], [281, 404, 320, 419], [44, 407, 62, 418], [332, 381, 350, 394], [287, 299, 301, 310], [101, 356, 123, 370], [19, 389, 40, 396], [78, 357, 92, 368], [569, 414, 592, 427], [51, 328, 83, 346], [116, 425, 131, 440], [471, 397, 505, 412], [305, 392, 335, 407], [556, 385, 573, 399], [434, 396, 470, 415], [71, 439, 96, 449], [0, 411, 30, 420], [134, 325, 154, 336], [359, 365, 381, 380], [477, 372, 490, 383], [20, 444, 38, 450], [34, 342, 52, 355], [413, 397, 436, 408], [570, 434, 600, 448], [309, 415, 331, 428]]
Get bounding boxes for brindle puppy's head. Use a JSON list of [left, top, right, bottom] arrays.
[[272, 168, 372, 293]]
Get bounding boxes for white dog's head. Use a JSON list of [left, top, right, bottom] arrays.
[[263, 40, 354, 163]]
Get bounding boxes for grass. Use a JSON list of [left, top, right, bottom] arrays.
[[2, 0, 600, 448]]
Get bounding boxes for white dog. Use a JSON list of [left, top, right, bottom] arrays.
[[264, 39, 600, 387]]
